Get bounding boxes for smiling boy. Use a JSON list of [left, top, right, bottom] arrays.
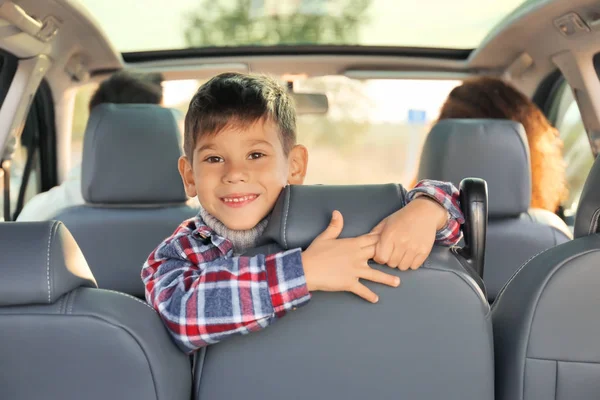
[[142, 72, 464, 353]]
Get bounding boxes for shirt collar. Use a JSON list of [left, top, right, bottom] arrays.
[[191, 216, 233, 256]]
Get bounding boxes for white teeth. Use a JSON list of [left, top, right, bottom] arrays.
[[223, 195, 255, 203]]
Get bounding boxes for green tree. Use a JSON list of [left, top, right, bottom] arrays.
[[183, 0, 371, 47], [182, 0, 374, 153]]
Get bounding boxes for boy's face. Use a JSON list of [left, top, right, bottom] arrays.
[[179, 118, 308, 230]]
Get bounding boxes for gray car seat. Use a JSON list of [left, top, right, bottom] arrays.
[[194, 184, 494, 400], [492, 152, 600, 400], [53, 104, 198, 297], [0, 221, 191, 400], [417, 118, 571, 302]]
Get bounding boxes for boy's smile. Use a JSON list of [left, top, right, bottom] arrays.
[[179, 118, 308, 231], [220, 193, 259, 208]]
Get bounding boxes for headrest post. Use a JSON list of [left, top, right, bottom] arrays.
[[456, 178, 488, 281]]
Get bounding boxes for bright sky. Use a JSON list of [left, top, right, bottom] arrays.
[[79, 0, 525, 52]]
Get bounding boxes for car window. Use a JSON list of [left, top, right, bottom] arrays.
[[70, 76, 459, 187], [554, 83, 595, 218]]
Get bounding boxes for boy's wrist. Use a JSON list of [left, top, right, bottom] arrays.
[[412, 194, 449, 230]]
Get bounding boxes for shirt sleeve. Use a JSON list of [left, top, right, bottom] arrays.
[[141, 230, 311, 354], [405, 179, 465, 246]]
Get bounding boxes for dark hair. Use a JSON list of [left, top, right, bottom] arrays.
[[184, 72, 296, 160], [89, 71, 164, 111], [437, 76, 567, 212]]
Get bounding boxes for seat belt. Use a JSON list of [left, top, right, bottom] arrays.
[[1, 159, 10, 221], [1, 136, 19, 221], [13, 145, 37, 220]]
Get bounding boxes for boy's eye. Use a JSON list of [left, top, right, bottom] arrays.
[[248, 152, 266, 160], [204, 156, 223, 163]]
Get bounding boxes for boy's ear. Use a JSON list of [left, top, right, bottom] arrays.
[[287, 144, 308, 185], [178, 156, 198, 197]]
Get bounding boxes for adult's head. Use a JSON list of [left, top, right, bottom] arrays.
[[89, 71, 164, 111], [437, 76, 567, 213]]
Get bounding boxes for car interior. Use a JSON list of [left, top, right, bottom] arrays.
[[1, 0, 600, 399]]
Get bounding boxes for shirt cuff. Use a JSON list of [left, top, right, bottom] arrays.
[[265, 248, 311, 318], [406, 180, 465, 227]]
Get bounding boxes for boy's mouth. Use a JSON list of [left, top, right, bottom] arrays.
[[220, 194, 259, 208]]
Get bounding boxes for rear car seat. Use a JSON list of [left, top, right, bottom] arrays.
[[492, 152, 600, 400], [0, 221, 191, 400], [194, 184, 494, 400], [53, 104, 198, 297], [417, 118, 572, 302]]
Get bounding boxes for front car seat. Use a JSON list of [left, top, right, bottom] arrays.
[[54, 104, 198, 297], [417, 118, 572, 301], [194, 184, 494, 400], [492, 154, 600, 400], [0, 221, 191, 400]]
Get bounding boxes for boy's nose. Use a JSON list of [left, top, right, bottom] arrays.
[[222, 163, 249, 184]]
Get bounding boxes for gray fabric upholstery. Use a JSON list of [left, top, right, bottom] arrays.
[[418, 119, 571, 302], [54, 103, 199, 296], [418, 118, 531, 218], [0, 222, 191, 400], [55, 205, 197, 297], [574, 152, 600, 238], [197, 185, 494, 400], [0, 221, 96, 306], [492, 235, 600, 400], [81, 103, 187, 204]]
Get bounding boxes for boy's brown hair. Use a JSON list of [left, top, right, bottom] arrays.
[[184, 72, 297, 160]]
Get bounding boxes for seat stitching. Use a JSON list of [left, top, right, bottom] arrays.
[[589, 208, 600, 235], [493, 247, 551, 302], [282, 187, 291, 249], [423, 260, 491, 315], [100, 289, 156, 311], [56, 313, 162, 400], [521, 248, 600, 400], [68, 289, 78, 315], [46, 221, 58, 303], [528, 355, 600, 364]]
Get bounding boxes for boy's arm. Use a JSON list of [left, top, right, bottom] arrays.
[[369, 179, 465, 270], [142, 232, 310, 354], [406, 179, 464, 245]]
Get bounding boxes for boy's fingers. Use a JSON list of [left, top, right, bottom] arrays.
[[314, 210, 344, 241], [351, 283, 379, 304], [373, 239, 393, 265], [410, 254, 427, 270], [357, 233, 380, 248], [369, 219, 386, 234], [398, 251, 417, 271], [357, 266, 401, 288], [360, 244, 377, 260]]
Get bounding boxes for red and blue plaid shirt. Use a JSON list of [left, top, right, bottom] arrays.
[[142, 180, 463, 354]]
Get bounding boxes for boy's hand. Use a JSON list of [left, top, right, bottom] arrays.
[[370, 196, 448, 271], [302, 210, 401, 304]]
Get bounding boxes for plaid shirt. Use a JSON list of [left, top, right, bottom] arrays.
[[142, 180, 463, 354]]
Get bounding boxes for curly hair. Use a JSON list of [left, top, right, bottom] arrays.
[[436, 76, 568, 213]]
